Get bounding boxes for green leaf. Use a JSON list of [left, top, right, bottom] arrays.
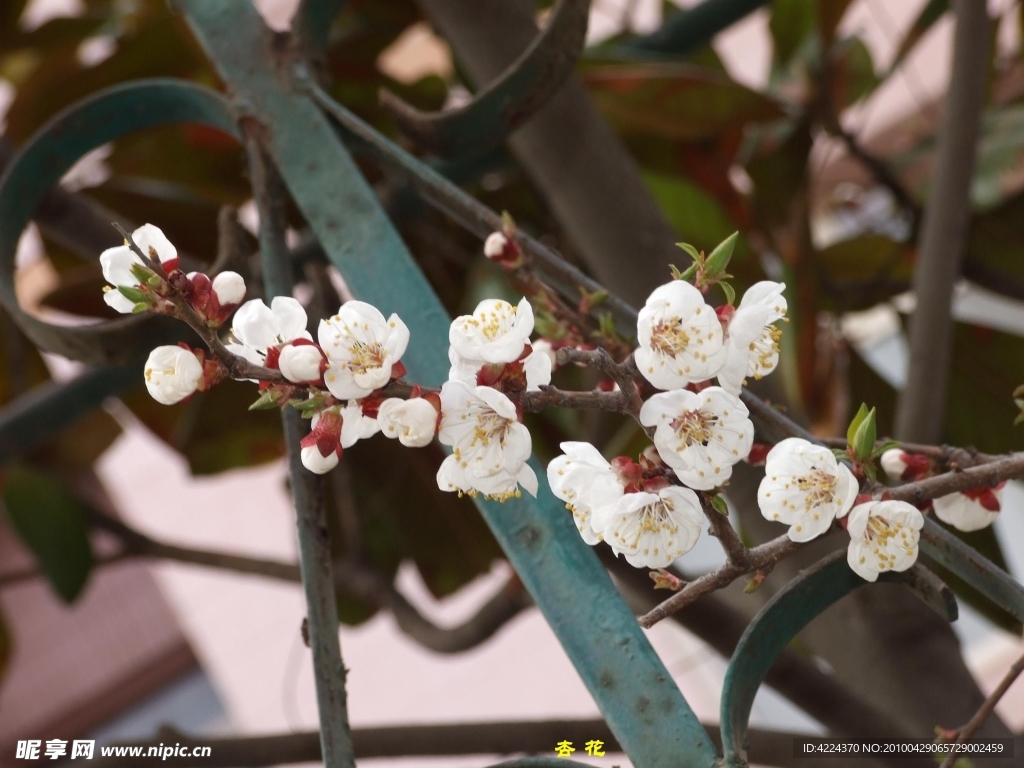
[[846, 402, 870, 447], [671, 263, 698, 282], [249, 389, 284, 411], [710, 495, 729, 516], [116, 284, 148, 304], [851, 407, 876, 461], [870, 439, 902, 460], [644, 171, 748, 266], [2, 466, 94, 602], [582, 62, 784, 142], [827, 35, 878, 112], [769, 0, 816, 72], [676, 242, 703, 263], [719, 281, 736, 306], [704, 231, 739, 277]]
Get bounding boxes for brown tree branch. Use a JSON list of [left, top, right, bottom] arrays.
[[894, 0, 993, 443], [938, 651, 1024, 768], [1, 510, 529, 655], [637, 532, 802, 628]]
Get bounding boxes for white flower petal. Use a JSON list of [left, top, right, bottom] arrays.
[[132, 224, 177, 264], [271, 296, 309, 342], [100, 245, 143, 287], [233, 299, 278, 351], [103, 287, 137, 314]]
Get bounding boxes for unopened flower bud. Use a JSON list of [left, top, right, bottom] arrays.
[[301, 445, 339, 474], [880, 448, 931, 481], [377, 397, 439, 447], [483, 231, 523, 269], [212, 271, 246, 306], [144, 345, 204, 405], [279, 342, 325, 383]]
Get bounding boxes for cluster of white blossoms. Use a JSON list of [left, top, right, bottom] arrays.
[[755, 437, 923, 582], [127, 224, 951, 584], [436, 297, 552, 501], [546, 277, 786, 570]]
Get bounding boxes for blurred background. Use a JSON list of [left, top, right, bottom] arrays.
[[2, 0, 1024, 766]]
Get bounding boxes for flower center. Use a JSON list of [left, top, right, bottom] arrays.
[[462, 306, 515, 341], [670, 409, 716, 446], [650, 317, 690, 356], [469, 411, 512, 449], [795, 468, 837, 510], [860, 514, 915, 569], [346, 341, 386, 374]]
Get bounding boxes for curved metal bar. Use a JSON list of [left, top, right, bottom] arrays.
[[625, 0, 770, 55], [378, 0, 591, 157], [0, 365, 137, 466], [719, 552, 958, 768], [0, 79, 241, 365]]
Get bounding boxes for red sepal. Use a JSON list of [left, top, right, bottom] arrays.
[[962, 485, 1003, 512], [264, 346, 281, 370], [390, 360, 407, 380], [189, 272, 213, 313]]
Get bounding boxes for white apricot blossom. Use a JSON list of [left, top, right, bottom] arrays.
[[278, 343, 325, 383], [717, 281, 787, 394], [932, 487, 1003, 532], [436, 380, 537, 500], [449, 298, 534, 364], [757, 437, 858, 542], [377, 397, 439, 447], [635, 280, 725, 390], [318, 301, 410, 400], [841, 499, 924, 582], [228, 296, 311, 365], [601, 483, 704, 568], [639, 386, 753, 490], [546, 442, 624, 544], [144, 345, 203, 405], [100, 224, 178, 313], [212, 271, 246, 306]]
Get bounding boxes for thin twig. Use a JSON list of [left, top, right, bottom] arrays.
[[820, 437, 998, 470], [111, 223, 286, 385], [888, 453, 1024, 504], [702, 500, 750, 569], [937, 651, 1024, 768], [637, 533, 802, 628]]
